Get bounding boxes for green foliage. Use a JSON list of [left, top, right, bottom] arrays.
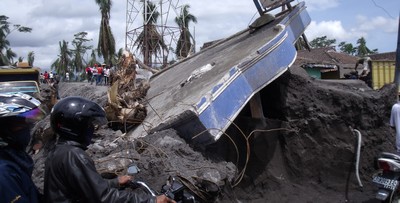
[[143, 1, 159, 24], [14, 25, 32, 33], [51, 40, 71, 76], [95, 0, 116, 65], [310, 35, 378, 56], [133, 0, 167, 67], [356, 37, 378, 56], [309, 36, 336, 49], [338, 42, 356, 55], [0, 15, 32, 66], [5, 48, 16, 65], [28, 51, 34, 66], [71, 32, 93, 73], [175, 4, 197, 58], [88, 49, 100, 67]]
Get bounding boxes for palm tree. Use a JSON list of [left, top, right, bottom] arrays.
[[338, 42, 357, 56], [175, 4, 197, 58], [51, 40, 71, 76], [309, 36, 336, 49], [95, 0, 116, 65], [71, 32, 93, 73], [0, 15, 31, 65], [27, 51, 34, 66], [109, 47, 124, 67], [87, 49, 100, 67], [133, 1, 167, 67], [356, 37, 378, 57], [5, 48, 16, 65]]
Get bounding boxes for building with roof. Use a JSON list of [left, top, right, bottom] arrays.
[[294, 47, 360, 79], [294, 47, 397, 90]]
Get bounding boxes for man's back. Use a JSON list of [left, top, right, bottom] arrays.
[[44, 140, 155, 203], [0, 148, 39, 203], [390, 103, 400, 129]]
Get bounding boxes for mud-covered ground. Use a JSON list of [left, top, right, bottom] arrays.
[[32, 66, 397, 202]]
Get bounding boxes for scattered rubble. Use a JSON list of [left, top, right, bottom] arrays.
[[31, 65, 397, 202]]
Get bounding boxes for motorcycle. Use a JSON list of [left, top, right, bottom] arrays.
[[125, 164, 198, 203], [372, 152, 400, 202], [128, 176, 197, 203]]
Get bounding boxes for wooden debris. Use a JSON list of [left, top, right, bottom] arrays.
[[105, 51, 150, 132]]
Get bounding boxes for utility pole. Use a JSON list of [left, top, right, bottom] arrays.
[[394, 13, 400, 98]]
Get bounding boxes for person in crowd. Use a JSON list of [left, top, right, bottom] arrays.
[[40, 73, 44, 84], [44, 96, 175, 203], [0, 92, 46, 203], [86, 65, 93, 83], [44, 71, 49, 84], [91, 65, 98, 85], [104, 66, 110, 86], [65, 72, 70, 82], [51, 73, 60, 100], [49, 71, 54, 84], [390, 99, 400, 154], [96, 64, 104, 86]]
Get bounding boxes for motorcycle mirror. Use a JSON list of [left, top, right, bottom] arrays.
[[127, 164, 140, 175]]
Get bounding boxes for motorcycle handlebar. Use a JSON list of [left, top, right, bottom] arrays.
[[129, 181, 158, 197]]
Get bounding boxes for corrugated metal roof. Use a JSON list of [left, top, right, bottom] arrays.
[[368, 52, 396, 61]]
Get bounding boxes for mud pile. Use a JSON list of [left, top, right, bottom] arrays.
[[32, 66, 397, 202], [212, 66, 396, 202]]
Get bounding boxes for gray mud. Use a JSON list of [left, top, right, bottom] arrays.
[[32, 66, 396, 202]]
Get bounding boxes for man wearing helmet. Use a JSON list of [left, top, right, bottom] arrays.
[[44, 96, 175, 203], [0, 92, 46, 203]]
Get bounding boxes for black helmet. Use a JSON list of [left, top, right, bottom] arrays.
[[0, 92, 45, 148], [50, 96, 107, 146]]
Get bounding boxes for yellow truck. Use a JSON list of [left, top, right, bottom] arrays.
[[369, 52, 397, 90], [0, 62, 40, 96]]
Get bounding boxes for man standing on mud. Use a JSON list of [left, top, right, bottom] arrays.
[[390, 101, 400, 154]]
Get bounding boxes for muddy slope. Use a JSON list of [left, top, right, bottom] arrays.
[[211, 66, 396, 202], [33, 66, 397, 202]]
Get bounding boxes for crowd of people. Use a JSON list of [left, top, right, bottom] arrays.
[[0, 93, 175, 203], [39, 71, 59, 85], [85, 63, 111, 86], [36, 63, 113, 102], [39, 63, 112, 86], [39, 71, 60, 99]]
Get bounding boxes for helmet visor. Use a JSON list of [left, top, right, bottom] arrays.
[[19, 107, 46, 124]]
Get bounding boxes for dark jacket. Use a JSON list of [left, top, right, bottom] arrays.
[[44, 139, 156, 203], [0, 147, 39, 203]]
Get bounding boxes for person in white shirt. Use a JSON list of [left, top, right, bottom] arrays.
[[390, 101, 400, 154], [49, 72, 54, 83], [104, 67, 110, 86], [91, 67, 98, 85], [65, 72, 70, 82]]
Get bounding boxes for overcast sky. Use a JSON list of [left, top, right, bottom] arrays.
[[2, 0, 399, 70]]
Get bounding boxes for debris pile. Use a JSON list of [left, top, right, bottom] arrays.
[[31, 65, 398, 202], [105, 51, 150, 132], [87, 128, 237, 202]]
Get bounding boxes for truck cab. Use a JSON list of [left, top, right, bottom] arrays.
[[0, 63, 40, 97]]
